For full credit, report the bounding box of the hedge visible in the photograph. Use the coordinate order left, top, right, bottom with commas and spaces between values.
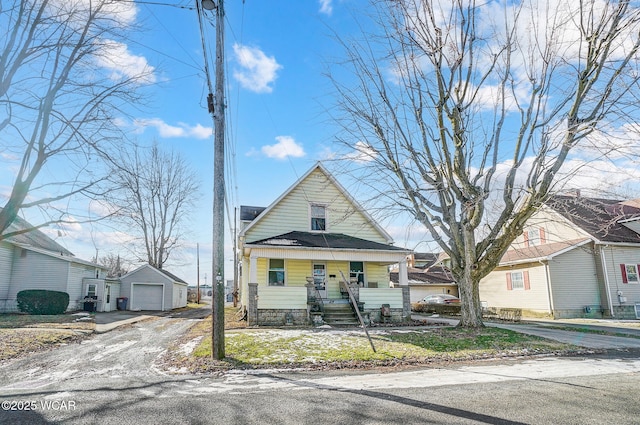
17, 289, 70, 315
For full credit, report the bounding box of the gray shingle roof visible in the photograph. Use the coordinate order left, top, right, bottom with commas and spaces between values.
246, 231, 407, 251
546, 195, 640, 243
2, 212, 73, 256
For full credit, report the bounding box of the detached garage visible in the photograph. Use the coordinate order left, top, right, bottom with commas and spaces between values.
119, 264, 188, 311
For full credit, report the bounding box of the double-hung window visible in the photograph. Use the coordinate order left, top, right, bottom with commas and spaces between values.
506, 271, 530, 290
268, 259, 285, 286
350, 261, 364, 286
310, 204, 326, 231
621, 264, 640, 284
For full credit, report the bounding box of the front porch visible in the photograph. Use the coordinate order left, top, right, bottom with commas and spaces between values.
246, 281, 410, 326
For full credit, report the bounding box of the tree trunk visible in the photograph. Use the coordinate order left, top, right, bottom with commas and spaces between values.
457, 272, 484, 328
457, 226, 484, 328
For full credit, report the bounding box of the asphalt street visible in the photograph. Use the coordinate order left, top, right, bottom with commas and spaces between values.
0, 310, 639, 424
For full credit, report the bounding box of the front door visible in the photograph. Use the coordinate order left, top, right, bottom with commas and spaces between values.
313, 263, 327, 299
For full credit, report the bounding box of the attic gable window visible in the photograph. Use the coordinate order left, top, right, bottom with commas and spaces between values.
310, 204, 326, 231
524, 227, 546, 247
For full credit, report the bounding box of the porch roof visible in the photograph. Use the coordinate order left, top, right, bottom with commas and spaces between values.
245, 231, 409, 252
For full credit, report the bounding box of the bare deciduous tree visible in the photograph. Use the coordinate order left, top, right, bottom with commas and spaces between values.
0, 0, 151, 239
107, 143, 200, 269
95, 252, 131, 278
330, 0, 640, 327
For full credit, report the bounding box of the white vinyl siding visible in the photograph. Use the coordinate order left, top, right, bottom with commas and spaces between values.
68, 264, 95, 309
172, 283, 187, 309
600, 246, 640, 307
120, 265, 186, 311
245, 168, 389, 244
9, 248, 69, 298
548, 246, 601, 310
0, 242, 13, 299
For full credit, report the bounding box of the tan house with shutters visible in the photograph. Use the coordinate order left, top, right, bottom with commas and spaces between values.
480, 194, 640, 319
238, 163, 412, 326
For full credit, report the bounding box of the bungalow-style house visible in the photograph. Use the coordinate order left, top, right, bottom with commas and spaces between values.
0, 213, 109, 312
390, 253, 458, 302
119, 264, 188, 311
238, 163, 412, 326
480, 194, 640, 319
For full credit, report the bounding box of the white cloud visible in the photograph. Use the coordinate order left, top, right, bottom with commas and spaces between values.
133, 118, 212, 139
233, 44, 282, 93
95, 39, 156, 85
344, 141, 378, 163
319, 0, 333, 16
261, 136, 305, 160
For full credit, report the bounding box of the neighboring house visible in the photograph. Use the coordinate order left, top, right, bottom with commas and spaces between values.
238, 163, 412, 326
119, 264, 188, 311
480, 194, 640, 319
390, 253, 458, 302
0, 213, 108, 312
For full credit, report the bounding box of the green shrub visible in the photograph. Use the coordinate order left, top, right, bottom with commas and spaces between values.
17, 290, 69, 315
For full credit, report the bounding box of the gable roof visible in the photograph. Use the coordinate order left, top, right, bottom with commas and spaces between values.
240, 206, 267, 222
546, 195, 640, 244
239, 162, 394, 243
247, 231, 408, 252
390, 265, 457, 286
121, 263, 187, 283
499, 238, 592, 266
1, 211, 73, 256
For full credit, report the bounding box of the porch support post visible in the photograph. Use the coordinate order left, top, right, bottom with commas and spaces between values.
248, 282, 258, 326
398, 260, 409, 287
399, 260, 410, 320
249, 255, 258, 283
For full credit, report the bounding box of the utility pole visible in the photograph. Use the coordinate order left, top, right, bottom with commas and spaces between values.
211, 0, 226, 360
197, 0, 224, 360
196, 243, 200, 304
233, 207, 238, 307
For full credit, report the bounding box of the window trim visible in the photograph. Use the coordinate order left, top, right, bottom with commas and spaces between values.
524, 227, 546, 247
349, 261, 365, 286
268, 258, 286, 286
309, 203, 327, 232
506, 271, 530, 291
620, 264, 640, 284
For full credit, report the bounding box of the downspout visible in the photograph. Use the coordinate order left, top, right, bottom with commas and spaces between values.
540, 260, 555, 317
600, 245, 615, 318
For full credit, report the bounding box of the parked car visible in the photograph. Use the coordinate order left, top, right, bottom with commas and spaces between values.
419, 294, 460, 304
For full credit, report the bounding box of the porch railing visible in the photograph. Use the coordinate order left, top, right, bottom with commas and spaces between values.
339, 271, 376, 353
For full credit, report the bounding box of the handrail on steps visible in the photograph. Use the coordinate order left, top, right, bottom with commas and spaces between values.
339, 271, 376, 353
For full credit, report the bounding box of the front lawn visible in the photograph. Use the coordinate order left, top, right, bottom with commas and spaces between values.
162, 308, 580, 373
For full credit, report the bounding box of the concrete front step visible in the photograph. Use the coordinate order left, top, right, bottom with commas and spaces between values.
323, 304, 359, 325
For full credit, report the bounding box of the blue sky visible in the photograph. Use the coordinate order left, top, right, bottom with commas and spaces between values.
6, 0, 640, 285
17, 0, 382, 284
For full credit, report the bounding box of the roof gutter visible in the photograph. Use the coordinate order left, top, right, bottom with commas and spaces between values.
599, 245, 615, 318
539, 259, 555, 316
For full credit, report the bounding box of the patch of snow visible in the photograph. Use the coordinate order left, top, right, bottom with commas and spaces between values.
178, 336, 203, 356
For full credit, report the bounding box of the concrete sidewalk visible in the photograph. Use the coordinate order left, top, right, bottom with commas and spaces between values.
412, 313, 640, 349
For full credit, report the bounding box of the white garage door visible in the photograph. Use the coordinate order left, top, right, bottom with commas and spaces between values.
131, 284, 164, 311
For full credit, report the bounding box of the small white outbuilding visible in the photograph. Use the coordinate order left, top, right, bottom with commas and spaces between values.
119, 264, 188, 311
